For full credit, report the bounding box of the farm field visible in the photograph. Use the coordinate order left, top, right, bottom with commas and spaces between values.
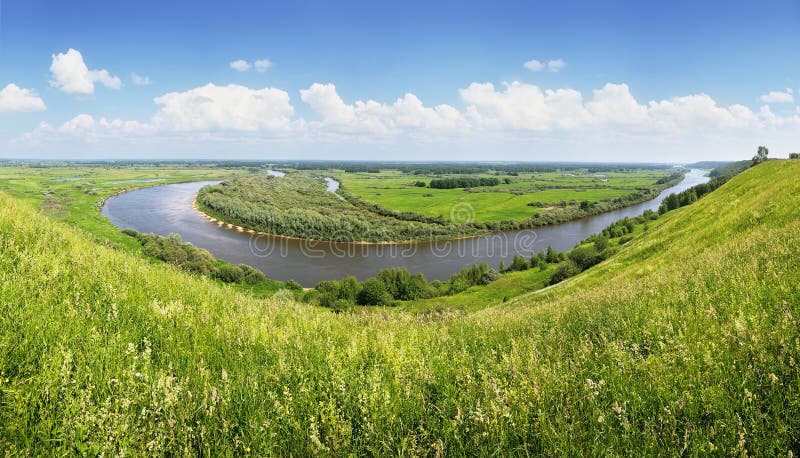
1, 160, 797, 454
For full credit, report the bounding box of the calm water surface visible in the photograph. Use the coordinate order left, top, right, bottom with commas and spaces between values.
101, 169, 708, 285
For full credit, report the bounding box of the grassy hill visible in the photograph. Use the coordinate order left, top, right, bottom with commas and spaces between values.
1, 160, 798, 454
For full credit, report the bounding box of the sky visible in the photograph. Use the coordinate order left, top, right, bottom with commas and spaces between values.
0, 0, 798, 162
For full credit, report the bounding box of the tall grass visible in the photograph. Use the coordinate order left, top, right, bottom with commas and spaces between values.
1, 160, 799, 454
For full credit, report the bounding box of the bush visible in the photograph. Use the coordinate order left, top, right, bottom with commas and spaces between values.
569, 246, 602, 271
357, 279, 391, 306
213, 265, 245, 283
550, 260, 580, 285
478, 269, 500, 285
285, 279, 303, 291
183, 260, 214, 276
508, 254, 530, 272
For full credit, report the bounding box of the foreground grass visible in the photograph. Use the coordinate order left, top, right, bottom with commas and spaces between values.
1, 161, 799, 454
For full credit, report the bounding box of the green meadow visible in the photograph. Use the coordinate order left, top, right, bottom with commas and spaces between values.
336, 168, 677, 222
1, 160, 798, 454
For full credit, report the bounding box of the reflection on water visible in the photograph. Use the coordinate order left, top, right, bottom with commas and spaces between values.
101, 169, 709, 286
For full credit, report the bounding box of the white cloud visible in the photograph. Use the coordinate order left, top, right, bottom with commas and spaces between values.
131, 73, 151, 86
547, 59, 567, 72
759, 89, 794, 104
300, 83, 466, 135
49, 49, 121, 95
229, 60, 252, 72
460, 81, 760, 134
152, 83, 295, 131
0, 83, 47, 112
18, 79, 800, 162
523, 59, 544, 72
231, 59, 272, 73
254, 59, 272, 72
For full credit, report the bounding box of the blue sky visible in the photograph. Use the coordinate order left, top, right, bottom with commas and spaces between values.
1, 0, 798, 161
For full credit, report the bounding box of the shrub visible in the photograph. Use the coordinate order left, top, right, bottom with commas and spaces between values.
213, 265, 245, 283
284, 279, 303, 291
357, 279, 391, 306
550, 260, 580, 285
569, 246, 602, 271
594, 236, 609, 252
508, 254, 530, 272
478, 269, 500, 285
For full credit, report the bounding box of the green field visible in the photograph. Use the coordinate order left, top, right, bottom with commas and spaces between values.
1, 160, 798, 454
195, 167, 682, 243
337, 168, 679, 222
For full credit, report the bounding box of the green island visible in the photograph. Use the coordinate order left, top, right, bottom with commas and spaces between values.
2, 157, 799, 454
196, 164, 685, 243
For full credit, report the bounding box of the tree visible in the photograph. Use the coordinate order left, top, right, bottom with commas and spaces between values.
752, 146, 769, 165
478, 269, 500, 285
357, 279, 391, 306
594, 236, 609, 252
569, 246, 602, 271
545, 246, 560, 263
790, 153, 800, 159
549, 260, 580, 285
509, 254, 530, 272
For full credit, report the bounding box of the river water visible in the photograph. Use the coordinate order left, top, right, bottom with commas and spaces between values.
101, 169, 708, 285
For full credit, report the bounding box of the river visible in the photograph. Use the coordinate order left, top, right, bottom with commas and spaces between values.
101, 169, 709, 285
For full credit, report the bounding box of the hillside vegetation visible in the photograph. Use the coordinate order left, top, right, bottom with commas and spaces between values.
1, 161, 799, 454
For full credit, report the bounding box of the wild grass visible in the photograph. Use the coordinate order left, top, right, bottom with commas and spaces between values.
0, 160, 798, 454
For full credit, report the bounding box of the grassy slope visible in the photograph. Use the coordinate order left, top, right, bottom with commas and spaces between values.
1, 161, 799, 454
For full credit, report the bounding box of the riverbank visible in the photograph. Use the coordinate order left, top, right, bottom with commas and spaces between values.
194, 169, 687, 244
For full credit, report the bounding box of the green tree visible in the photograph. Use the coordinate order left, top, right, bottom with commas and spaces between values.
357, 279, 391, 306
509, 254, 530, 272
594, 236, 609, 252
549, 260, 580, 285
752, 145, 769, 165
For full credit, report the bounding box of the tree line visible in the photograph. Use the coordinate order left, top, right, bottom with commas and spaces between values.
428, 176, 501, 189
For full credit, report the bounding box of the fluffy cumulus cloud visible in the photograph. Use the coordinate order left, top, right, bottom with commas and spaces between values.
0, 83, 47, 112
759, 89, 794, 104
460, 81, 764, 134
18, 78, 800, 160
49, 49, 121, 95
23, 114, 153, 144
152, 83, 295, 131
300, 83, 466, 135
